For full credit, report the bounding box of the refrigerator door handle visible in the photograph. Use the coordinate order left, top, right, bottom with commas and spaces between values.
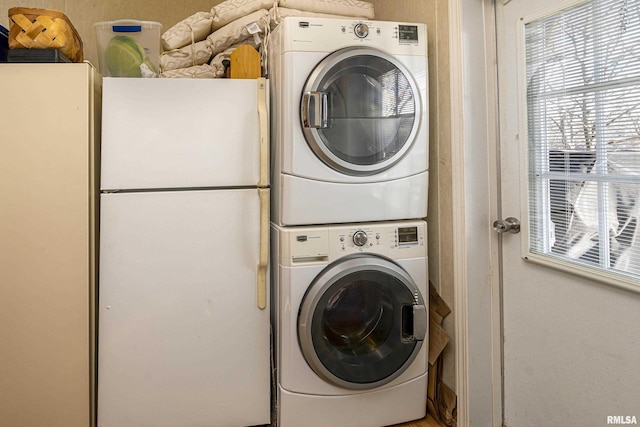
257, 188, 269, 310
256, 77, 269, 310
257, 77, 269, 188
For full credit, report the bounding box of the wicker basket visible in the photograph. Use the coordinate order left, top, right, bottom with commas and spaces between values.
8, 7, 83, 63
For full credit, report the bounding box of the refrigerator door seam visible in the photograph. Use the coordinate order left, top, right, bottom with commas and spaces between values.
100, 186, 261, 194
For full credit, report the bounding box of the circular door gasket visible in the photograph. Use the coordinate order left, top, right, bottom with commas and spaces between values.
298, 253, 426, 390
300, 47, 422, 176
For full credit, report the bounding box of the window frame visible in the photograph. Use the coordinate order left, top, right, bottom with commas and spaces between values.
516, 0, 640, 293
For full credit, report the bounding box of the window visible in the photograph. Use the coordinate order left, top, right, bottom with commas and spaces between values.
525, 0, 640, 283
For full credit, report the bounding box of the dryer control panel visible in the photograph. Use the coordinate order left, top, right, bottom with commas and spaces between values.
276, 17, 427, 56
279, 220, 427, 266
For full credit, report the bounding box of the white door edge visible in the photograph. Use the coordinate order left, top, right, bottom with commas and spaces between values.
484, 2, 504, 426
450, 0, 504, 426
448, 0, 470, 426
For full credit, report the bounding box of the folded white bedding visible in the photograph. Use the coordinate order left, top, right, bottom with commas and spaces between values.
269, 6, 358, 27
162, 11, 214, 50
160, 40, 214, 72
212, 0, 276, 30
207, 9, 270, 57
277, 0, 374, 19
160, 0, 376, 77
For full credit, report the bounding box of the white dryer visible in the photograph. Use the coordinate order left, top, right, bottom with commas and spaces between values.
272, 220, 429, 427
269, 17, 429, 226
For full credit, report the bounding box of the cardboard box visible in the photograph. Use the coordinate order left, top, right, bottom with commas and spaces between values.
427, 281, 457, 427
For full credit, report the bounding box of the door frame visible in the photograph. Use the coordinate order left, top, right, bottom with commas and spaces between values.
449, 0, 503, 426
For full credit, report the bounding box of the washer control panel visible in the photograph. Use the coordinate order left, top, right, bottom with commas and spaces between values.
334, 225, 423, 253
283, 221, 427, 265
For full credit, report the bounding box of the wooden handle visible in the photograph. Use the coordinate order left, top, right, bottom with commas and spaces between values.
257, 188, 269, 310
257, 77, 268, 188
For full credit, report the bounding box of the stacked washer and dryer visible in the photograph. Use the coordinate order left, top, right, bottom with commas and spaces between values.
269, 17, 430, 427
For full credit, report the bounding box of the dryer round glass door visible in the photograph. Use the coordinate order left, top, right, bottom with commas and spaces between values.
300, 47, 422, 176
298, 254, 427, 390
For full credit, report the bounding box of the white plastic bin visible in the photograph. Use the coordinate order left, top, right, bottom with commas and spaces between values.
94, 20, 162, 77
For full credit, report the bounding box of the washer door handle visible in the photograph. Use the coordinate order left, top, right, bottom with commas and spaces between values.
402, 304, 427, 342
302, 91, 329, 129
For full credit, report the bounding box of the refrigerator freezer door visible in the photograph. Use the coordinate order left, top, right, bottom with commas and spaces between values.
101, 78, 265, 191
98, 189, 270, 427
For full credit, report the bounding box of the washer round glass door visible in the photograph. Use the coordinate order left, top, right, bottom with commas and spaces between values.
300, 47, 422, 176
298, 254, 427, 390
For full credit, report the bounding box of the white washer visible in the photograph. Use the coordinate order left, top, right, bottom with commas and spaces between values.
269, 17, 429, 226
272, 220, 429, 427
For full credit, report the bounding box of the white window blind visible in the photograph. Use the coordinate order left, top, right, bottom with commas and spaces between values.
525, 0, 640, 282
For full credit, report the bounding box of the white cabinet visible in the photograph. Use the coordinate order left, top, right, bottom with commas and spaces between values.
0, 63, 100, 427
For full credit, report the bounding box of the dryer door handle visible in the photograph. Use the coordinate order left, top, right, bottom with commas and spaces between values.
302, 91, 329, 129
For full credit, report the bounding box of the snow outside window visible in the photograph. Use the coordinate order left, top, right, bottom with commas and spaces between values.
525, 0, 640, 284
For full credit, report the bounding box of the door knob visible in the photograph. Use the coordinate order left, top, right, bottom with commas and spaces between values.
493, 217, 521, 234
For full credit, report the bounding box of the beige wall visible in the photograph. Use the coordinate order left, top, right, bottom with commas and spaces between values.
0, 0, 222, 67
371, 0, 455, 390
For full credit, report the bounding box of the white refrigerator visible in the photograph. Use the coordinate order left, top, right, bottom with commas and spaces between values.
98, 78, 270, 427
